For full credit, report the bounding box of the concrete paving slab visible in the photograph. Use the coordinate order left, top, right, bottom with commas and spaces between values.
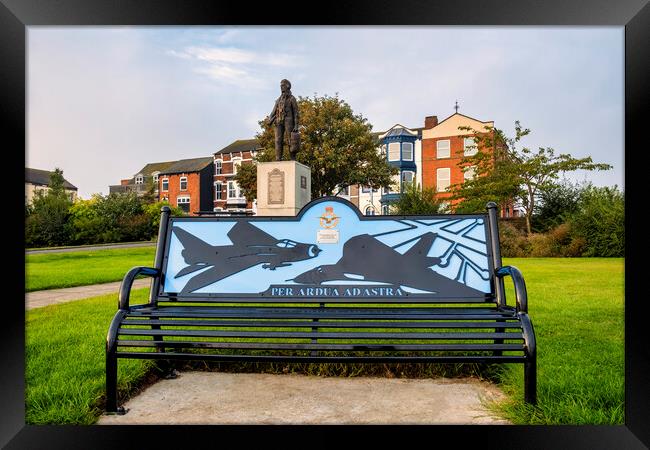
25, 279, 151, 310
98, 371, 511, 425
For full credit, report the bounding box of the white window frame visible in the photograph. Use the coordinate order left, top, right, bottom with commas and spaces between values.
227, 180, 241, 199
402, 142, 414, 161
437, 168, 451, 192
401, 171, 415, 189
179, 176, 188, 191
177, 196, 190, 212
437, 139, 451, 159
365, 206, 375, 216
338, 185, 350, 196
215, 182, 223, 200
135, 174, 144, 184
161, 178, 169, 192
215, 159, 222, 175
382, 205, 390, 215
387, 142, 400, 161
463, 137, 478, 156
464, 166, 477, 181
152, 172, 159, 185
232, 157, 242, 175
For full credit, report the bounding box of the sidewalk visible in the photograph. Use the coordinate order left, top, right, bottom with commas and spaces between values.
25, 279, 151, 310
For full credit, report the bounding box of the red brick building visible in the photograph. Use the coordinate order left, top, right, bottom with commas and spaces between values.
421, 112, 517, 217
157, 157, 214, 215
213, 139, 258, 213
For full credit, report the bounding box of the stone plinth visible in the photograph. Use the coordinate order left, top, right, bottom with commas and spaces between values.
256, 161, 311, 216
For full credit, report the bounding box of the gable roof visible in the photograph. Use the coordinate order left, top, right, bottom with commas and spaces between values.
158, 157, 214, 175
135, 161, 176, 176
215, 139, 261, 155
25, 168, 77, 190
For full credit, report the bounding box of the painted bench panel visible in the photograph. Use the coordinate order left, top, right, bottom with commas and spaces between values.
160, 198, 494, 300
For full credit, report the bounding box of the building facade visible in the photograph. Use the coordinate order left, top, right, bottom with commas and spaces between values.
213, 139, 258, 213
157, 157, 214, 215
109, 161, 175, 198
25, 168, 78, 204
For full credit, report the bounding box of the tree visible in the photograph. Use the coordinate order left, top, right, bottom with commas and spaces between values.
450, 121, 612, 234
235, 94, 397, 201
392, 182, 445, 215
533, 178, 585, 232
25, 168, 73, 247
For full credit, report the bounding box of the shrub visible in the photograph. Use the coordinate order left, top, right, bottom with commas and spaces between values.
568, 185, 624, 257
498, 220, 530, 257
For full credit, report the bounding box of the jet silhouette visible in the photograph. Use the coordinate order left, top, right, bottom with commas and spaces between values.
171, 222, 321, 294
290, 233, 485, 297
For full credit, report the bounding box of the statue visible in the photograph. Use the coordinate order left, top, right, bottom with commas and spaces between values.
267, 79, 300, 161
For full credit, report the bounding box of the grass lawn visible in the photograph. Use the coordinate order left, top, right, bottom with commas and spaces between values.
25, 247, 156, 292
25, 258, 624, 425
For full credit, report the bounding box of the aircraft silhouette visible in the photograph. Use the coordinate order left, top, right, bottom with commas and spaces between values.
290, 232, 485, 297
171, 222, 321, 294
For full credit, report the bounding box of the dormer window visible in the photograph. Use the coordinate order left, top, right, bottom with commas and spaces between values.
135, 174, 144, 184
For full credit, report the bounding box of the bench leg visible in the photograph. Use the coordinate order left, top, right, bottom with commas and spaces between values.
524, 356, 537, 405
105, 353, 126, 414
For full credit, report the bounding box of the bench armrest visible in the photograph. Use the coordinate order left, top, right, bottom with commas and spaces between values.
118, 266, 160, 310
495, 265, 528, 313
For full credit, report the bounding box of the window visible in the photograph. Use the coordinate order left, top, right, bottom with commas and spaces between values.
436, 168, 451, 192
232, 158, 242, 175
361, 185, 371, 193
177, 197, 190, 213
464, 137, 477, 156
215, 182, 223, 200
161, 178, 169, 191
387, 142, 400, 161
152, 172, 159, 185
339, 186, 349, 196
215, 160, 222, 175
436, 140, 450, 159
401, 171, 415, 189
227, 181, 241, 199
382, 205, 390, 215
180, 177, 188, 191
464, 166, 476, 181
135, 174, 144, 184
365, 206, 375, 216
402, 142, 414, 161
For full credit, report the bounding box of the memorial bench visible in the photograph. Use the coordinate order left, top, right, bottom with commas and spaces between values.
106, 197, 536, 413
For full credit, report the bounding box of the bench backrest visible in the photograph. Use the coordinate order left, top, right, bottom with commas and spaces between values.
154, 197, 502, 304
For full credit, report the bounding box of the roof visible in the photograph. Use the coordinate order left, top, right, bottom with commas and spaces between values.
215, 139, 261, 155
25, 168, 77, 190
135, 161, 176, 176
158, 157, 214, 175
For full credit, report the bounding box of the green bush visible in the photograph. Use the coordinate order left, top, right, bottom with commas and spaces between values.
568, 185, 624, 257
498, 220, 530, 257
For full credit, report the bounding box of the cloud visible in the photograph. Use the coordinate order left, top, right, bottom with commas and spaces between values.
169, 45, 302, 88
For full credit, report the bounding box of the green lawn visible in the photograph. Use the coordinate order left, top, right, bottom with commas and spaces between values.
25, 247, 156, 292
25, 257, 624, 425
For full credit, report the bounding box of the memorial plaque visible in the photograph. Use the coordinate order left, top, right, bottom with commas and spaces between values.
268, 168, 285, 205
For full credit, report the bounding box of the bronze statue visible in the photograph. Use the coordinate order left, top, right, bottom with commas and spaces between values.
267, 79, 300, 161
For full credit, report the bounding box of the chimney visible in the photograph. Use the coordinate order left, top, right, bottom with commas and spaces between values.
424, 115, 438, 129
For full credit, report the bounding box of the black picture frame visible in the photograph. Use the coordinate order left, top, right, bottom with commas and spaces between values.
4, 0, 648, 448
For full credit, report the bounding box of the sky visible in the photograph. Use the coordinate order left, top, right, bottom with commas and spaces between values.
27, 26, 624, 199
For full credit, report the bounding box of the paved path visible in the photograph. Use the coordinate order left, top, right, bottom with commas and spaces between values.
25, 279, 151, 309
26, 241, 156, 254
98, 372, 511, 425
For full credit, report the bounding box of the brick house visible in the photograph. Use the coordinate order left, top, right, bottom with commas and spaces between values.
420, 112, 518, 217
213, 139, 259, 213
157, 157, 214, 215
109, 161, 175, 198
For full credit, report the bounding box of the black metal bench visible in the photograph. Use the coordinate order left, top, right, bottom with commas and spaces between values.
106, 197, 537, 413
